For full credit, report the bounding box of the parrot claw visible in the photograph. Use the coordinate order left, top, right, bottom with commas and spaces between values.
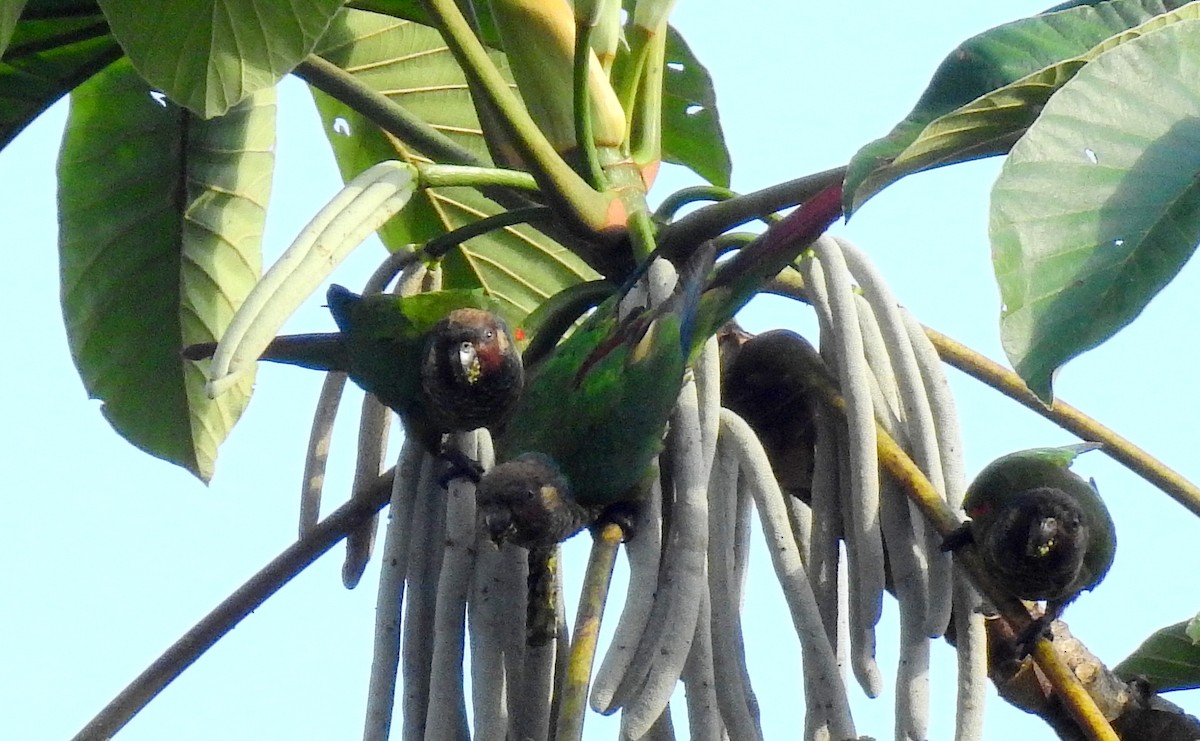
1013, 614, 1055, 657
940, 522, 975, 552
437, 448, 485, 488
592, 501, 641, 542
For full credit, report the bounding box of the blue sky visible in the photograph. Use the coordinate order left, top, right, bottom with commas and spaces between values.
4, 2, 1199, 738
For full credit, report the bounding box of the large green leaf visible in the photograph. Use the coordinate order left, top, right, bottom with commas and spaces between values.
95, 0, 341, 118
1115, 614, 1200, 692
0, 1, 122, 150
991, 20, 1200, 401
660, 27, 730, 188
845, 0, 1194, 214
349, 0, 729, 186
310, 9, 597, 323
59, 57, 274, 481
0, 0, 27, 56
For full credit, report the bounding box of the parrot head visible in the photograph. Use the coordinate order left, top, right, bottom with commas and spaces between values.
954, 443, 1116, 630
421, 308, 524, 433
476, 453, 592, 549
972, 485, 1090, 602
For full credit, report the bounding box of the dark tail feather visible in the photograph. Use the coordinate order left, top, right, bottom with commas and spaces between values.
181, 342, 219, 361
676, 240, 720, 353
181, 333, 349, 372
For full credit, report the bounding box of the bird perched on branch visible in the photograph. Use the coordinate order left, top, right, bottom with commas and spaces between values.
943, 443, 1116, 639
477, 183, 844, 549
183, 284, 524, 456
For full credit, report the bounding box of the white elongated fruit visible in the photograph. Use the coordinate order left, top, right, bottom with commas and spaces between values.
206, 161, 418, 397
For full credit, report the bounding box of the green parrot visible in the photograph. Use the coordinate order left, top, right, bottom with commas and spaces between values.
476, 183, 844, 549
944, 443, 1116, 634
183, 284, 524, 456
476, 452, 587, 547
720, 326, 817, 503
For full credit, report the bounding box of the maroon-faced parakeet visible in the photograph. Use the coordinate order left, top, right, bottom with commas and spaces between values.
946, 443, 1116, 629
476, 452, 588, 548
184, 284, 524, 455
720, 326, 817, 503
477, 184, 844, 548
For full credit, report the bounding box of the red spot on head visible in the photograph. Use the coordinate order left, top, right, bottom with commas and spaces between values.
515, 327, 527, 342
967, 501, 991, 518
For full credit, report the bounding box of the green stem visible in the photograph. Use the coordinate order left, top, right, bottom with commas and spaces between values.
72, 470, 397, 741
628, 25, 665, 168
653, 185, 737, 221
423, 206, 555, 258
656, 166, 847, 260
420, 0, 618, 236
417, 163, 541, 192
294, 55, 482, 167
627, 207, 659, 262
617, 25, 653, 129
573, 4, 607, 189
712, 231, 759, 254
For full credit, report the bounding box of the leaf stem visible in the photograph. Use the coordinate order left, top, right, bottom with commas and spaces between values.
653, 185, 737, 221
420, 0, 620, 236
71, 470, 397, 741
417, 163, 540, 192
423, 206, 556, 258
555, 522, 623, 741
922, 326, 1200, 518
656, 166, 846, 259
295, 54, 482, 166
573, 13, 607, 189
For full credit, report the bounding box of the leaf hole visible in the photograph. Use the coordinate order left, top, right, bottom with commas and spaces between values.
149, 91, 168, 107
1113, 238, 1125, 247
667, 61, 685, 72
332, 117, 352, 136
685, 104, 705, 116
1083, 147, 1098, 164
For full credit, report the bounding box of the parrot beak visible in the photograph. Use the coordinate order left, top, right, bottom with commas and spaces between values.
479, 508, 512, 546
458, 341, 481, 384
1030, 517, 1060, 557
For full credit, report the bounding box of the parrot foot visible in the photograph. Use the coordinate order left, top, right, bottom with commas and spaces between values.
939, 523, 975, 552
437, 448, 485, 487
1013, 599, 1069, 655
1013, 614, 1055, 656
592, 502, 641, 542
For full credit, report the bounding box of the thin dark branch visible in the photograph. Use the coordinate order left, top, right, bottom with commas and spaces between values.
295, 55, 483, 167
72, 470, 397, 741
656, 166, 846, 261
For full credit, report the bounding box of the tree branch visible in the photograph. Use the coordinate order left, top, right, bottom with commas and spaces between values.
655, 166, 846, 261
767, 273, 1200, 519
71, 470, 397, 741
